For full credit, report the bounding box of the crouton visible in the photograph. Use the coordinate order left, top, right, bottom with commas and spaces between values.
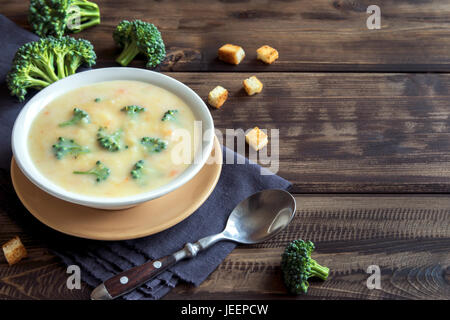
246, 127, 268, 151
208, 86, 228, 109
2, 236, 27, 266
218, 44, 245, 65
256, 45, 279, 64
243, 76, 263, 96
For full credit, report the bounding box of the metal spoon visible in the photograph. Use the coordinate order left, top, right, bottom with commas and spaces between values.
91, 189, 296, 300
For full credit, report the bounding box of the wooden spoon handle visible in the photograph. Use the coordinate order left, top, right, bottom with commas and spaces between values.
91, 235, 226, 300
91, 254, 176, 300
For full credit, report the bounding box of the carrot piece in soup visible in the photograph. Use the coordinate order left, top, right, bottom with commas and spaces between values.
169, 169, 178, 177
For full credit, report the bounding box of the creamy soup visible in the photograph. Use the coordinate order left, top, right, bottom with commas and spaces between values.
28, 80, 196, 197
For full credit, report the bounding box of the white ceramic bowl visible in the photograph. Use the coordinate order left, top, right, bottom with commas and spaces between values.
12, 68, 214, 210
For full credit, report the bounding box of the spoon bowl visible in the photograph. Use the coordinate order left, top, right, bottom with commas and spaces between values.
223, 189, 296, 244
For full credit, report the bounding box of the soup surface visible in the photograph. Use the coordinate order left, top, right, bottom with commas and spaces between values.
28, 80, 196, 197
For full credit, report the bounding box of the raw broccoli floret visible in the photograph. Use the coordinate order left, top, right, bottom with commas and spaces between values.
113, 19, 166, 68
29, 0, 101, 37
161, 109, 178, 121
121, 105, 146, 116
6, 36, 96, 101
97, 127, 123, 152
73, 160, 110, 182
52, 137, 90, 159
281, 239, 329, 294
59, 107, 90, 127
130, 160, 145, 179
141, 137, 167, 153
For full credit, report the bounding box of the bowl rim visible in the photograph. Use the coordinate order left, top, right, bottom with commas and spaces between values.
11, 67, 214, 209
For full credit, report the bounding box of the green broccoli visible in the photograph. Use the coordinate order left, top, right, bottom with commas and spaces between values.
130, 160, 145, 179
141, 137, 167, 153
52, 137, 89, 159
59, 107, 90, 127
64, 37, 97, 75
73, 160, 110, 182
161, 109, 178, 121
281, 239, 329, 294
121, 105, 146, 116
97, 127, 123, 152
113, 20, 166, 68
6, 36, 96, 101
29, 0, 101, 37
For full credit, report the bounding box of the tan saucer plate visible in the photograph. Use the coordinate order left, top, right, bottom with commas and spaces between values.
10, 137, 222, 240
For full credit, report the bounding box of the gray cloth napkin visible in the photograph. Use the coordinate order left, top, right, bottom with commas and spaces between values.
0, 15, 291, 299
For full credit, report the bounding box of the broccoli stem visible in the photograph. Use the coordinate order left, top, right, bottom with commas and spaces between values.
28, 65, 54, 84
79, 11, 100, 18
30, 49, 60, 82
65, 56, 82, 75
35, 59, 59, 83
25, 77, 51, 89
55, 54, 67, 79
72, 171, 90, 175
72, 17, 100, 33
116, 38, 140, 66
68, 0, 101, 33
309, 259, 329, 280
72, 0, 99, 11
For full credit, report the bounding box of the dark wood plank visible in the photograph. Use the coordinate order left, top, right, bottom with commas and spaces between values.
1, 0, 450, 72
163, 72, 450, 193
1, 194, 449, 300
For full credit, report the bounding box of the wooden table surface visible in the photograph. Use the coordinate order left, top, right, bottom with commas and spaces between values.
1, 0, 449, 300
